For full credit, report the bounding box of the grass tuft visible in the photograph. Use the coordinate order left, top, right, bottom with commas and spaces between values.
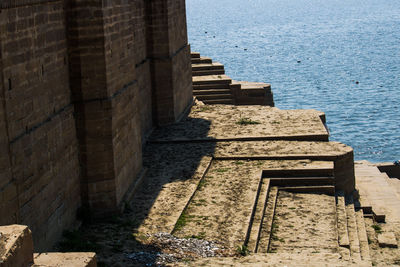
371, 224, 382, 234
236, 245, 250, 256
236, 118, 261, 125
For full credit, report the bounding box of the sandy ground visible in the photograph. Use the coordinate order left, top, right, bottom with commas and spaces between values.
213, 140, 352, 157
172, 160, 262, 249
150, 104, 328, 141
269, 191, 338, 253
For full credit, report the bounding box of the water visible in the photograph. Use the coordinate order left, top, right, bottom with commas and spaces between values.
186, 0, 400, 162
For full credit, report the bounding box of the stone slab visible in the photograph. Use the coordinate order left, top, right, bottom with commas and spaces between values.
150, 104, 329, 142
33, 252, 97, 267
378, 232, 398, 248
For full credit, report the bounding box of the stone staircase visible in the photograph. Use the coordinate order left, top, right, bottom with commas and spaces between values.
191, 52, 274, 106
355, 161, 400, 223
242, 167, 373, 266
336, 192, 372, 265
191, 52, 234, 104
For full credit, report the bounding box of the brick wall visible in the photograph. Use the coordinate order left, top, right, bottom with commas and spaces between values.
0, 1, 81, 251
0, 0, 193, 249
147, 0, 192, 125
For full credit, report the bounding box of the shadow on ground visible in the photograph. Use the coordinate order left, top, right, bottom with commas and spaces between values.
56, 117, 216, 266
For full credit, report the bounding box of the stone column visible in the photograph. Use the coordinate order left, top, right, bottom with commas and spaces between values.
67, 0, 142, 217
146, 0, 192, 125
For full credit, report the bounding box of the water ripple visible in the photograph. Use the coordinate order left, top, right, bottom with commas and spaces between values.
187, 0, 400, 162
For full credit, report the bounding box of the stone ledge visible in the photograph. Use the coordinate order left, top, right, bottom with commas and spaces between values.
150, 104, 329, 142
33, 252, 97, 267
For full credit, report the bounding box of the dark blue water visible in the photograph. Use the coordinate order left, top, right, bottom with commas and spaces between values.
187, 0, 400, 162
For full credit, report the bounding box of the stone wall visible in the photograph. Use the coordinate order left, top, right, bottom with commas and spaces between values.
0, 0, 192, 250
0, 0, 81, 251
147, 0, 192, 125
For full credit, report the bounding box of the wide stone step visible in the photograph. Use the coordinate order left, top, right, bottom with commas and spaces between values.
278, 185, 335, 195
193, 83, 231, 90
192, 62, 224, 71
262, 168, 334, 178
336, 191, 350, 249
195, 94, 233, 101
191, 57, 212, 64
193, 89, 232, 95
246, 174, 270, 253
345, 196, 362, 262
202, 99, 234, 105
192, 74, 232, 85
192, 69, 225, 76
355, 209, 372, 265
257, 186, 279, 253
191, 52, 200, 58
269, 176, 335, 186
382, 172, 400, 201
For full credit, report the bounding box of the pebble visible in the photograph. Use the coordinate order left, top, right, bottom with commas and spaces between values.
125, 232, 223, 266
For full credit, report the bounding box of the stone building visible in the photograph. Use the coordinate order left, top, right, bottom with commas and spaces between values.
0, 0, 192, 251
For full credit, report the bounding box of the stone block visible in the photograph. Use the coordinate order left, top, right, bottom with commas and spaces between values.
378, 232, 398, 248
33, 252, 97, 267
0, 225, 34, 267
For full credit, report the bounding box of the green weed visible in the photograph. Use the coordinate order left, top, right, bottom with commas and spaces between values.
236, 118, 261, 125
236, 245, 250, 256
371, 224, 382, 234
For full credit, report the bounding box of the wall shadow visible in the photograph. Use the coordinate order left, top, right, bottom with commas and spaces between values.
60, 117, 216, 266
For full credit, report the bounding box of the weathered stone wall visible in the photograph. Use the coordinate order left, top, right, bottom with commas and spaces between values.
134, 0, 153, 140
0, 0, 192, 250
0, 0, 81, 251
147, 0, 192, 125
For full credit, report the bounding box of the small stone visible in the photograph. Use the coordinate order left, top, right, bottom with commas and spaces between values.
378, 232, 398, 248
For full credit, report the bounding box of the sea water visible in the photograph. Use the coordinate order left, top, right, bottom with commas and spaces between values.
186, 0, 400, 162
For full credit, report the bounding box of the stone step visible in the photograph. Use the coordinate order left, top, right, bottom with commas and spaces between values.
195, 94, 233, 101
193, 83, 231, 90
192, 62, 224, 71
278, 185, 335, 195
191, 57, 212, 64
246, 177, 270, 253
33, 253, 96, 267
257, 186, 279, 253
202, 99, 234, 105
192, 74, 232, 85
245, 175, 270, 252
345, 195, 362, 262
336, 191, 350, 248
355, 209, 372, 265
192, 69, 225, 76
193, 89, 232, 95
382, 173, 400, 201
262, 168, 334, 178
191, 52, 200, 58
269, 176, 335, 187
187, 252, 370, 266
